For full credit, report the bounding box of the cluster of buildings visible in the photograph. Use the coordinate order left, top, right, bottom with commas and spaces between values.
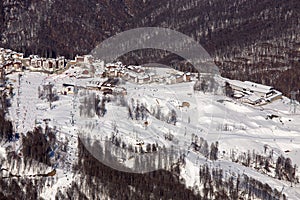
62, 78, 126, 96
103, 63, 192, 85
0, 47, 192, 86
29, 56, 66, 72
228, 79, 282, 105
0, 48, 284, 107
72, 55, 95, 64
0, 47, 66, 74
0, 48, 24, 74
67, 56, 193, 85
60, 58, 192, 97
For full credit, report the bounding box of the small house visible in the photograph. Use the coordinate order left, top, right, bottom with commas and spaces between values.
62, 83, 75, 95
184, 72, 191, 82
57, 57, 65, 68
175, 74, 184, 83
23, 58, 31, 66
75, 55, 84, 63
3, 61, 14, 73
84, 55, 94, 64
13, 60, 22, 71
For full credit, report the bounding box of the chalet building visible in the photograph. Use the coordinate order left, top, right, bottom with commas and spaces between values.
57, 57, 65, 68
51, 59, 58, 69
40, 57, 65, 71
118, 70, 125, 77
23, 58, 31, 66
103, 64, 158, 84
12, 53, 23, 59
13, 60, 22, 71
37, 59, 43, 68
42, 59, 50, 69
75, 55, 84, 63
31, 58, 43, 69
44, 59, 55, 70
127, 65, 145, 74
62, 83, 75, 95
140, 75, 151, 84
135, 75, 151, 84
228, 79, 282, 105
104, 64, 119, 78
84, 55, 94, 64
30, 57, 44, 69
3, 61, 14, 73
122, 72, 130, 81
126, 72, 138, 83
176, 75, 184, 83
107, 68, 118, 77
166, 73, 191, 84
184, 72, 191, 82
1, 48, 66, 73
4, 49, 12, 55
167, 75, 182, 84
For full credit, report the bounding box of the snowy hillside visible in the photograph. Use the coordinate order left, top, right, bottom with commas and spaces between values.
0, 60, 300, 199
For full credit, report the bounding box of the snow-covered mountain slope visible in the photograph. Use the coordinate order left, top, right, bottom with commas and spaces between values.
1, 65, 300, 199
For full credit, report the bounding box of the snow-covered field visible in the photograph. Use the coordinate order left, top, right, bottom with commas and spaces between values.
3, 66, 300, 199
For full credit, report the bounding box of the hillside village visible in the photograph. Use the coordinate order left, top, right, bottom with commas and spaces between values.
1, 47, 300, 199
1, 0, 300, 198
0, 47, 287, 107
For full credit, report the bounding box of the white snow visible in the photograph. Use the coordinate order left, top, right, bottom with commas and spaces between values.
2, 65, 300, 199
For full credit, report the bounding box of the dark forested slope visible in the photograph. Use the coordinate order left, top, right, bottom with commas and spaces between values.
0, 0, 299, 97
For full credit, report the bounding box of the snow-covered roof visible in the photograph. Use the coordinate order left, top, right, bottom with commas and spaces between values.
63, 83, 75, 87
228, 79, 245, 88
106, 63, 119, 68
228, 79, 273, 95
265, 90, 282, 101
244, 81, 273, 91
139, 75, 150, 79
127, 71, 137, 78
246, 94, 262, 103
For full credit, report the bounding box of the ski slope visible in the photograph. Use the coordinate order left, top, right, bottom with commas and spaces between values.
3, 67, 300, 199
